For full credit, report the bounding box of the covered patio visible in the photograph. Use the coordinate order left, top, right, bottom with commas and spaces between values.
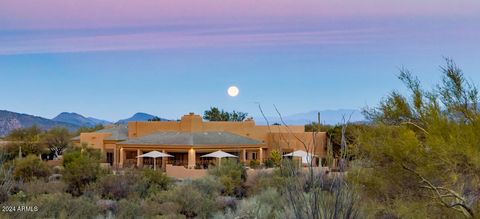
114, 131, 265, 169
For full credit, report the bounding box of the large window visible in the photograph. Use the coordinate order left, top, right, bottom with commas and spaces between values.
252, 152, 257, 160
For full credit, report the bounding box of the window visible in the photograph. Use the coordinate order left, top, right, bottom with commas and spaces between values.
282, 151, 291, 156
252, 152, 257, 160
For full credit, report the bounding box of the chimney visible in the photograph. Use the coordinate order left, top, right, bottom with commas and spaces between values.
180, 113, 203, 132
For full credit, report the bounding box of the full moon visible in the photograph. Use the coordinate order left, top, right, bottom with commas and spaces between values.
227, 86, 239, 97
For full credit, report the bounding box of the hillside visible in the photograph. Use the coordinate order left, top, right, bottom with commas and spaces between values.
52, 112, 111, 127
0, 110, 80, 137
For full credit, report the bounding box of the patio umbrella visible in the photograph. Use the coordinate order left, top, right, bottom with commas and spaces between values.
137, 151, 173, 170
283, 150, 316, 164
201, 150, 238, 166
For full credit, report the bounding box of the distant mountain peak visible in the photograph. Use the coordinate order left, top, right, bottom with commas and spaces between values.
116, 112, 167, 124
53, 112, 111, 127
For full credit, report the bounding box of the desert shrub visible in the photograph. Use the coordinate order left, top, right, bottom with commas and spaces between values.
113, 198, 179, 218
116, 199, 143, 218
214, 188, 287, 219
264, 159, 275, 168
62, 148, 104, 196
5, 193, 100, 219
95, 174, 134, 200
157, 201, 182, 216
159, 182, 219, 218
245, 170, 286, 196
13, 155, 51, 182
88, 169, 168, 200
209, 159, 246, 196
0, 164, 14, 204
136, 168, 171, 197
190, 176, 223, 197
0, 189, 8, 204
20, 179, 66, 197
249, 160, 259, 169
92, 168, 171, 200
270, 150, 282, 167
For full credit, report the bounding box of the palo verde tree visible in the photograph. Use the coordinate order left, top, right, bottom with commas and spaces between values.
42, 127, 72, 158
356, 59, 480, 218
5, 126, 47, 159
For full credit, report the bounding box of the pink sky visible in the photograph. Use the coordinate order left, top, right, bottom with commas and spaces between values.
2, 0, 480, 29
1, 1, 480, 120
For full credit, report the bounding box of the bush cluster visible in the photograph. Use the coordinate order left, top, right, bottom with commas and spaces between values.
13, 155, 51, 182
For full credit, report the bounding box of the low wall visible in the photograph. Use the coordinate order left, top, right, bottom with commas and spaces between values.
166, 165, 207, 180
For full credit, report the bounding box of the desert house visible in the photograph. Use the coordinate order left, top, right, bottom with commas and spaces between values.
73, 113, 327, 172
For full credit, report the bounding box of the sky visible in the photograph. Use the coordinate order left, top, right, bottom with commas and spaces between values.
0, 0, 480, 121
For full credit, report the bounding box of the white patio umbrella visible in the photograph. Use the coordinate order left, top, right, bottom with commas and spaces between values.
137, 151, 173, 170
201, 150, 238, 166
283, 150, 317, 164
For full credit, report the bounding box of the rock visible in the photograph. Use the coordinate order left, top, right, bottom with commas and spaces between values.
49, 174, 62, 181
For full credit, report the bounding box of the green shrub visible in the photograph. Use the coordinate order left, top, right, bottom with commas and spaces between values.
155, 202, 186, 218
246, 170, 286, 196
159, 183, 219, 218
137, 168, 171, 197
92, 168, 171, 200
249, 160, 259, 169
95, 174, 133, 200
264, 159, 275, 168
190, 176, 223, 197
270, 150, 282, 167
5, 193, 100, 219
62, 149, 104, 196
13, 155, 50, 182
209, 159, 246, 196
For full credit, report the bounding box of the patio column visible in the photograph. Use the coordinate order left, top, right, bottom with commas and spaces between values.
119, 148, 125, 168
136, 149, 142, 168
113, 147, 118, 168
258, 148, 263, 164
162, 150, 167, 170
188, 148, 196, 169
242, 149, 247, 163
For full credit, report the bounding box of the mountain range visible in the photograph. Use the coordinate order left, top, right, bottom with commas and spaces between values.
0, 108, 365, 137
0, 110, 81, 137
0, 110, 166, 137
254, 109, 365, 125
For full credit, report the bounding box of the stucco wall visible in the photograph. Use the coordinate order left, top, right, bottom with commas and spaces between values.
78, 113, 328, 164
128, 113, 307, 143
165, 164, 207, 179
79, 133, 111, 149
267, 132, 327, 157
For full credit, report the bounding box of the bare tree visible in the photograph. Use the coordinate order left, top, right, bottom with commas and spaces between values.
258, 104, 360, 219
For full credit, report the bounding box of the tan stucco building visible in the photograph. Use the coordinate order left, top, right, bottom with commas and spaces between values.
73, 113, 327, 170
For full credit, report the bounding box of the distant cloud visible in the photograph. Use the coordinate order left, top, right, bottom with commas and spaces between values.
0, 26, 382, 55
1, 0, 478, 55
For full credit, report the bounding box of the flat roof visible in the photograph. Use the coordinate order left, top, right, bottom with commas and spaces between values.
96, 125, 129, 141
71, 125, 128, 141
